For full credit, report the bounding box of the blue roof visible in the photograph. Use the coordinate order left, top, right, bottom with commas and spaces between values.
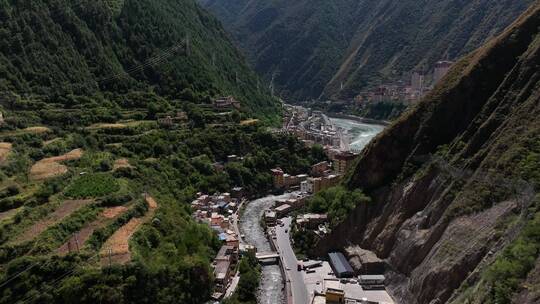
218, 233, 227, 241
328, 252, 354, 277
217, 201, 227, 208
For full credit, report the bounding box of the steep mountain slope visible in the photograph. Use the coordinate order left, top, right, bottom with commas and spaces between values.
314, 3, 540, 304
0, 0, 279, 118
200, 0, 533, 101
0, 1, 299, 303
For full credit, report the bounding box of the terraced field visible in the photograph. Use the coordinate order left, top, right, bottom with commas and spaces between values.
0, 126, 51, 137
0, 142, 12, 163
56, 206, 129, 255
100, 196, 158, 265
29, 148, 83, 180
10, 199, 94, 245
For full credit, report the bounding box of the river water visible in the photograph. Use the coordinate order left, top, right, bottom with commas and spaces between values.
240, 118, 385, 304
329, 117, 385, 151
239, 193, 298, 304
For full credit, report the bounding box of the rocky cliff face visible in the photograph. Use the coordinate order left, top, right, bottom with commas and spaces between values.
314, 3, 540, 303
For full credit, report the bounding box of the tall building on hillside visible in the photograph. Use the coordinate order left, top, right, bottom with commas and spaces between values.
433, 61, 453, 84
271, 168, 284, 188
333, 151, 358, 175
411, 71, 425, 92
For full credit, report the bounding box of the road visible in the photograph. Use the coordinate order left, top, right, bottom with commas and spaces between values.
274, 217, 309, 304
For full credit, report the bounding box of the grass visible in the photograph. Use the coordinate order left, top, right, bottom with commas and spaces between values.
64, 173, 120, 199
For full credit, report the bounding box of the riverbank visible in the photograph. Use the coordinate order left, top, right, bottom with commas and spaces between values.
326, 112, 391, 126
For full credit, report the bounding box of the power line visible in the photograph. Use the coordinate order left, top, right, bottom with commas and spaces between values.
17, 253, 101, 304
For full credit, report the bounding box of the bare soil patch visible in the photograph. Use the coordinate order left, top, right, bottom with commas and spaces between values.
12, 199, 93, 244
113, 158, 133, 170
86, 123, 127, 130
29, 148, 83, 180
0, 126, 52, 137
57, 206, 128, 255
0, 207, 20, 222
0, 142, 12, 164
43, 138, 62, 146
100, 196, 158, 265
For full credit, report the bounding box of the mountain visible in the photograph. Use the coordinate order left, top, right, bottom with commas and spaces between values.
0, 0, 279, 119
200, 0, 534, 101
313, 3, 540, 303
0, 1, 316, 303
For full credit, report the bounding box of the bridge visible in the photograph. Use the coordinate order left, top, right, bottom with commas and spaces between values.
256, 252, 280, 265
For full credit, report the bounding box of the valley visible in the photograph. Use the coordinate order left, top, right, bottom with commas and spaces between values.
0, 0, 539, 304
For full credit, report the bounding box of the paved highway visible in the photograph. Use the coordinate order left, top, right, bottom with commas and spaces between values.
274, 217, 309, 304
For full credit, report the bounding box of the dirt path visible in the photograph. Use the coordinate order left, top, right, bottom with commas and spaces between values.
29, 148, 83, 180
100, 195, 158, 265
11, 199, 93, 244
57, 206, 128, 255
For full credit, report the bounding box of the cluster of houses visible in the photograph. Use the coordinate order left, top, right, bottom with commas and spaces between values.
157, 111, 188, 128
353, 60, 453, 105
213, 96, 241, 110
271, 151, 358, 195
191, 191, 245, 299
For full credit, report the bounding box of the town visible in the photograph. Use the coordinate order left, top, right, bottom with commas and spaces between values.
190, 104, 394, 304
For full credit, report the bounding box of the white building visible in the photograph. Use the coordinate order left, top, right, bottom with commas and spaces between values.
301, 179, 313, 194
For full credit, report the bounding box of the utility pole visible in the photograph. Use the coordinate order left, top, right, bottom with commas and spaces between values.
74, 232, 80, 253
270, 72, 276, 97
108, 247, 112, 269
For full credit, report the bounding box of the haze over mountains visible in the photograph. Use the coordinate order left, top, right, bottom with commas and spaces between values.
201, 0, 534, 100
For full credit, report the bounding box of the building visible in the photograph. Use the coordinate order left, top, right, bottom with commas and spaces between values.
333, 152, 358, 175
275, 204, 292, 217
265, 210, 277, 226
321, 175, 341, 189
297, 213, 328, 229
310, 177, 323, 194
433, 60, 453, 84
301, 180, 313, 193
324, 280, 345, 304
157, 112, 188, 128
231, 187, 244, 198
359, 275, 386, 286
271, 168, 285, 188
214, 259, 232, 292
311, 161, 332, 177
214, 96, 241, 110
239, 244, 256, 255
328, 252, 355, 278
411, 71, 425, 92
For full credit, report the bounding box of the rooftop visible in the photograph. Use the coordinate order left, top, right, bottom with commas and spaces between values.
329, 252, 355, 276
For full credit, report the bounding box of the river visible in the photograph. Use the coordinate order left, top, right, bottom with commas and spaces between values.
329, 117, 385, 151
240, 117, 385, 304
239, 193, 298, 304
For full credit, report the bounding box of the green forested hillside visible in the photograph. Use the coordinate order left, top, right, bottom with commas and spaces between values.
0, 0, 279, 119
201, 0, 533, 100
0, 1, 310, 303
